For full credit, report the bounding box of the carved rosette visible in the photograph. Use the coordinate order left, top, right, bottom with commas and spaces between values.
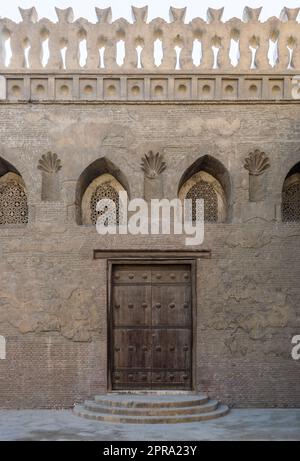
141, 151, 166, 201
244, 150, 270, 202
38, 152, 62, 202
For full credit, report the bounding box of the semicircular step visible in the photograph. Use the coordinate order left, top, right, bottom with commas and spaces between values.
83, 399, 219, 416
93, 393, 209, 408
73, 403, 229, 424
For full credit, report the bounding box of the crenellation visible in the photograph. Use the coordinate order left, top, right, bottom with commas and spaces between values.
280, 7, 300, 22
0, 6, 300, 73
207, 7, 224, 23
55, 7, 74, 24
132, 6, 148, 24
95, 7, 112, 24
169, 7, 187, 23
243, 7, 262, 23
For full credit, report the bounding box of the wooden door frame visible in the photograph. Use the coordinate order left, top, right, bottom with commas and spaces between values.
106, 258, 198, 392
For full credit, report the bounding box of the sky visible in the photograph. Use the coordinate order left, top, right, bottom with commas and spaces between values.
1, 0, 300, 22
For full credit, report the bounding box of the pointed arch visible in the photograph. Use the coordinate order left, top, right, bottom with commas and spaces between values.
282, 161, 300, 222
76, 158, 130, 225
0, 157, 28, 225
0, 156, 20, 177
178, 155, 232, 223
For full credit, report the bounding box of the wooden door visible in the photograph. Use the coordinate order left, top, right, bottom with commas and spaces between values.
110, 263, 193, 390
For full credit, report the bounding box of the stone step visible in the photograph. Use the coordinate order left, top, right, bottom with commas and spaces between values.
83, 399, 219, 416
73, 403, 229, 424
93, 393, 209, 408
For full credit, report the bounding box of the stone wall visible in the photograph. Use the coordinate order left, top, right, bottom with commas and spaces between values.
0, 101, 299, 408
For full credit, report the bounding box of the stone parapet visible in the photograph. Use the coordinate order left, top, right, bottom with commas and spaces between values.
1, 6, 300, 73
0, 72, 298, 102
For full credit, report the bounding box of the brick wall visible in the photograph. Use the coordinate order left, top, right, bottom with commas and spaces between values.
0, 102, 299, 408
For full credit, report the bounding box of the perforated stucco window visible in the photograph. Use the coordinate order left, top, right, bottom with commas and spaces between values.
178, 171, 226, 223
282, 173, 300, 222
0, 173, 28, 225
81, 173, 125, 225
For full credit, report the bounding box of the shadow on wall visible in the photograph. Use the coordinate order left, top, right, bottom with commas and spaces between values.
0, 156, 28, 225
178, 155, 232, 223
282, 161, 300, 222
75, 157, 130, 225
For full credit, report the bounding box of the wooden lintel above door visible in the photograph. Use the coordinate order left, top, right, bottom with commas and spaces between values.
94, 249, 211, 260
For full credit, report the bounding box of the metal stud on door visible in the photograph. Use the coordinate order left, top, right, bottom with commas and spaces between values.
111, 264, 192, 390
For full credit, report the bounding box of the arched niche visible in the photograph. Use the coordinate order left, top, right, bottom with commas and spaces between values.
178, 155, 232, 223
0, 156, 19, 177
0, 157, 28, 225
76, 158, 130, 225
282, 161, 300, 222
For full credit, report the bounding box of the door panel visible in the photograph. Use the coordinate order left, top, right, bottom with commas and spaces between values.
113, 285, 152, 327
113, 265, 152, 284
111, 263, 193, 390
151, 266, 191, 284
152, 285, 191, 327
112, 370, 152, 389
152, 329, 191, 370
113, 329, 152, 369
151, 371, 192, 389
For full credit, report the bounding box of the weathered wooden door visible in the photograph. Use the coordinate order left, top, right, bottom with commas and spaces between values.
110, 264, 193, 390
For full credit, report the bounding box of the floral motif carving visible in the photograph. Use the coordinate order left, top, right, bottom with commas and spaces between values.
244, 150, 270, 176
38, 152, 62, 201
141, 151, 166, 179
38, 152, 62, 174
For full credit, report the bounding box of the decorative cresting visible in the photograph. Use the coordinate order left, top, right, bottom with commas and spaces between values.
244, 149, 270, 202
38, 152, 62, 201
0, 172, 28, 224
1, 6, 300, 72
141, 151, 166, 201
282, 172, 300, 222
178, 171, 227, 222
81, 173, 125, 225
